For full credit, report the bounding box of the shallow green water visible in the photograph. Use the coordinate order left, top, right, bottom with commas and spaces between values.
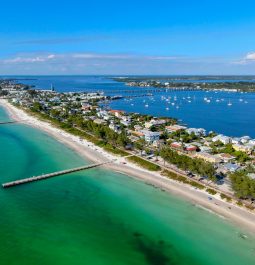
0, 106, 255, 265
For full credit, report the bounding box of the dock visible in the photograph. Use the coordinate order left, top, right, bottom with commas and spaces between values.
0, 121, 18, 125
2, 161, 111, 188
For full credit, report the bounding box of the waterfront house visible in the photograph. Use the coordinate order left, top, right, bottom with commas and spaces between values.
186, 128, 206, 136
212, 134, 232, 145
249, 139, 255, 146
109, 110, 125, 118
232, 137, 241, 144
240, 136, 251, 144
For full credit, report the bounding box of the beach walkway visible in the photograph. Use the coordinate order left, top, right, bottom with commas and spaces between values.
2, 161, 111, 188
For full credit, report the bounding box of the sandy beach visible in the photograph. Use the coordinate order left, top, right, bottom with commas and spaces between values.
1, 98, 255, 234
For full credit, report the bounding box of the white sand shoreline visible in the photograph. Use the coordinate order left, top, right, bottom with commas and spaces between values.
1, 98, 255, 234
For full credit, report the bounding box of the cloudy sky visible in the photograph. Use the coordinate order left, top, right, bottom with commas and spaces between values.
1, 0, 255, 75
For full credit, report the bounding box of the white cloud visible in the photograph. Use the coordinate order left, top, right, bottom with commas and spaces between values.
246, 52, 255, 60
232, 52, 255, 65
72, 53, 133, 59
3, 54, 57, 64
1, 52, 181, 65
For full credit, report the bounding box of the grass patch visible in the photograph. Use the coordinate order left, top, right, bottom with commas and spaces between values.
237, 201, 243, 207
162, 170, 205, 189
206, 188, 217, 195
127, 156, 161, 171
220, 193, 232, 202
102, 144, 129, 156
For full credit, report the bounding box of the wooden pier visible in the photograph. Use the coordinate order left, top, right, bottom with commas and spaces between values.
0, 121, 18, 125
2, 162, 110, 188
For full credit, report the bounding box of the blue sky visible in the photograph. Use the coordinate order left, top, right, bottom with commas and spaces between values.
1, 0, 255, 75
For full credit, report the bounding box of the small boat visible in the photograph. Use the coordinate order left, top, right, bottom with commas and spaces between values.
166, 107, 169, 110
145, 104, 149, 108
227, 101, 232, 106
216, 99, 220, 102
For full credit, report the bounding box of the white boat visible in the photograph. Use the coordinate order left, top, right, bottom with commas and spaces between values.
216, 99, 220, 102
227, 101, 232, 106
166, 107, 169, 110
145, 104, 149, 107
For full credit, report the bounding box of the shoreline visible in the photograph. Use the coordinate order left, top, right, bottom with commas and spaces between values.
1, 98, 255, 234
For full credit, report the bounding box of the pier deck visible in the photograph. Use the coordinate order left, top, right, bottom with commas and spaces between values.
0, 121, 18, 125
2, 161, 111, 188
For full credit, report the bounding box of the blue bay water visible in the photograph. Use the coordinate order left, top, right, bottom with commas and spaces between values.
1, 106, 255, 264
3, 75, 255, 138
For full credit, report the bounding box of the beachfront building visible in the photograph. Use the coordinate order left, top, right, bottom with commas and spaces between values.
212, 134, 232, 145
109, 110, 125, 118
240, 136, 251, 144
186, 128, 206, 136
141, 130, 160, 143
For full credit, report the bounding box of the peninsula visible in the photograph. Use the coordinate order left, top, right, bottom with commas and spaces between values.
1, 80, 255, 234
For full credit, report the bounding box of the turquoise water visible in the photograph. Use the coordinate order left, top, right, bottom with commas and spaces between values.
0, 106, 255, 265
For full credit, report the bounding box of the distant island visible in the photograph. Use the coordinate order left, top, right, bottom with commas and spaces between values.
113, 76, 255, 92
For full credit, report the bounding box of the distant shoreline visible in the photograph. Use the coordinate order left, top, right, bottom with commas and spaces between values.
1, 98, 255, 235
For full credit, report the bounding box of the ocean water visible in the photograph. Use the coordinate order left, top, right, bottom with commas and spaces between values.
0, 106, 255, 265
2, 75, 255, 137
